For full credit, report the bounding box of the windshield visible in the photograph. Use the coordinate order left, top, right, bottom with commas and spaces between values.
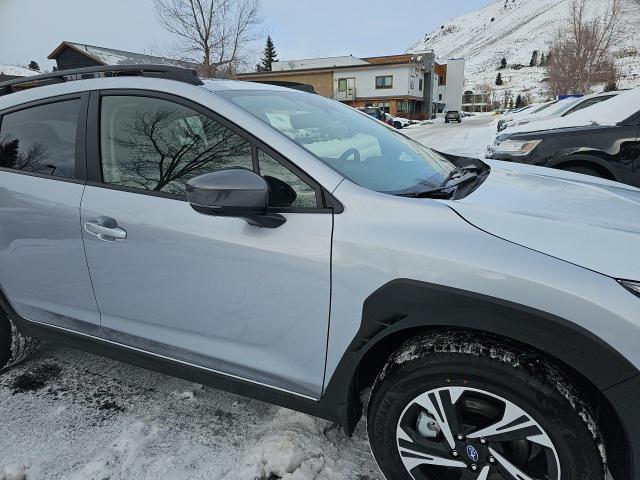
218, 90, 455, 194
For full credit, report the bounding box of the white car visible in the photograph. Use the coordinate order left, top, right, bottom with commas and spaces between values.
384, 113, 411, 129
1, 65, 639, 480
501, 92, 619, 132
496, 102, 552, 131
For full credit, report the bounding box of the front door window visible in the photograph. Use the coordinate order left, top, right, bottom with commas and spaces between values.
100, 96, 253, 196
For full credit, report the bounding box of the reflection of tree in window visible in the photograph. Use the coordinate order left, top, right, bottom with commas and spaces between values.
0, 135, 70, 177
102, 98, 253, 195
0, 100, 78, 179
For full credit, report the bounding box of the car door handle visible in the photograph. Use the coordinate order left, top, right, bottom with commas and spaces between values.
84, 220, 127, 242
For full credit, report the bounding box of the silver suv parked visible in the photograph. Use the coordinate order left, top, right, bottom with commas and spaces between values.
0, 66, 639, 480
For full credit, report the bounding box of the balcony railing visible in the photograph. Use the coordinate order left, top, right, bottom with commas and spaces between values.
334, 88, 356, 101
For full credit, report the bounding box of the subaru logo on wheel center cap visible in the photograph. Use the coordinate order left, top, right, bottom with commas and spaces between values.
466, 445, 480, 462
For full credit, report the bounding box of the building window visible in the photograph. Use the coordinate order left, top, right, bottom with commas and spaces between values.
410, 75, 415, 90
419, 78, 423, 91
397, 100, 409, 113
438, 76, 446, 86
439, 94, 443, 101
337, 78, 348, 92
375, 75, 393, 89
375, 102, 391, 113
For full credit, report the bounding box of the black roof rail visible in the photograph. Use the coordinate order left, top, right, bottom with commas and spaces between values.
0, 64, 203, 97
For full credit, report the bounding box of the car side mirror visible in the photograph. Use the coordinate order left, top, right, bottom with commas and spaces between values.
186, 169, 286, 228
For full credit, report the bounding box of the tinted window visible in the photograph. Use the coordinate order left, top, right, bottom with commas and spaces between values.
0, 100, 79, 179
100, 96, 253, 196
220, 90, 453, 194
258, 150, 317, 208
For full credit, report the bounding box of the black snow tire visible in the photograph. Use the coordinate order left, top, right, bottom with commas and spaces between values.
367, 330, 606, 480
0, 312, 39, 371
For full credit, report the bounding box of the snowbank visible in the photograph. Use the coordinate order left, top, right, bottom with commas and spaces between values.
0, 345, 380, 480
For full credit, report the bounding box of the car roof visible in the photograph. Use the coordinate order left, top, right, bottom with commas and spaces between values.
0, 75, 313, 112
201, 78, 302, 93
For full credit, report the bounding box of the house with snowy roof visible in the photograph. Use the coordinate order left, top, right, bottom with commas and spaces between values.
47, 41, 195, 71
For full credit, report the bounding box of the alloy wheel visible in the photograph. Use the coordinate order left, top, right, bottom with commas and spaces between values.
396, 386, 561, 480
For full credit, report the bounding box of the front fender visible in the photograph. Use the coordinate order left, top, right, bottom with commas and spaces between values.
319, 280, 638, 475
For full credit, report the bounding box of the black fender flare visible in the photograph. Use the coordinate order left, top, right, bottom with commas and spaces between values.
320, 279, 638, 475
546, 151, 619, 179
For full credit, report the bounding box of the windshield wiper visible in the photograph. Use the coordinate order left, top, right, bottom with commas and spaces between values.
397, 166, 481, 199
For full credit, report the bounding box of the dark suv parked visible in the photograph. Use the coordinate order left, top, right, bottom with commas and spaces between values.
490, 96, 640, 186
445, 110, 462, 123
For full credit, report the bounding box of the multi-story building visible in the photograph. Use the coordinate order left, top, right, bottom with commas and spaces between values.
462, 90, 493, 113
239, 53, 465, 120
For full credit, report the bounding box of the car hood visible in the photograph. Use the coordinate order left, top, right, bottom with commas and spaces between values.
443, 160, 640, 280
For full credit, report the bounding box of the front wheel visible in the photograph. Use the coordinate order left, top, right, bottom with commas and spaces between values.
367, 332, 606, 480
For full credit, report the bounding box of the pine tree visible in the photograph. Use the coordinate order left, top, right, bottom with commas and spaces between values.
529, 50, 539, 67
500, 57, 507, 70
515, 94, 524, 108
539, 53, 546, 67
256, 36, 277, 72
495, 72, 504, 86
28, 60, 40, 71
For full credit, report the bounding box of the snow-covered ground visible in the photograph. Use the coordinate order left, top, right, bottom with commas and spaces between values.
0, 344, 381, 480
404, 115, 496, 159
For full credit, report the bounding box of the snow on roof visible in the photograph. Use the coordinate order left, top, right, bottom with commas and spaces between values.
271, 55, 368, 71
504, 88, 640, 134
50, 42, 187, 67
0, 64, 39, 77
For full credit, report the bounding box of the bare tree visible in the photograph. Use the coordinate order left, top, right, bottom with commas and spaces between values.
106, 107, 252, 194
0, 136, 61, 175
546, 0, 622, 96
154, 0, 263, 77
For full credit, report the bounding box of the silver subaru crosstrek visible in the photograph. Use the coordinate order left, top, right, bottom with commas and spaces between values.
0, 66, 638, 480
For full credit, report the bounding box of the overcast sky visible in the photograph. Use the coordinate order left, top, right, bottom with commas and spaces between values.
0, 0, 491, 71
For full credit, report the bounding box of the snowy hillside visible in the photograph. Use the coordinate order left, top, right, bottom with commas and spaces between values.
408, 0, 640, 101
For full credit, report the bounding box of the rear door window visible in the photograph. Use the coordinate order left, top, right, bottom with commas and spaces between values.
0, 100, 80, 179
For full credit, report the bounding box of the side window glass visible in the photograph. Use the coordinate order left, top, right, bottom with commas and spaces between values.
100, 96, 253, 195
257, 149, 318, 208
0, 100, 80, 179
